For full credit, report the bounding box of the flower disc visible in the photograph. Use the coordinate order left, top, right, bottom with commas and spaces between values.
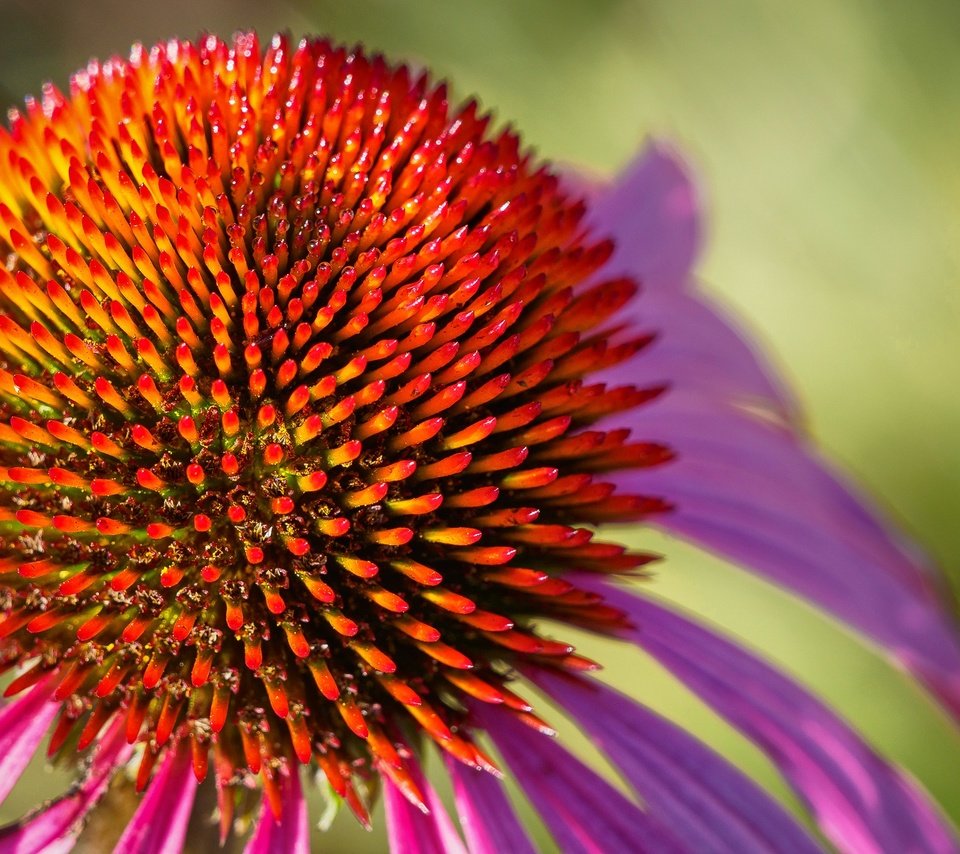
0, 32, 670, 823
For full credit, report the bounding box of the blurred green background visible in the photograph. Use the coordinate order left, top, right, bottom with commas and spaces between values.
0, 0, 958, 850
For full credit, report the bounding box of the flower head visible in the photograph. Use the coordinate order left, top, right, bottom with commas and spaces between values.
0, 32, 957, 853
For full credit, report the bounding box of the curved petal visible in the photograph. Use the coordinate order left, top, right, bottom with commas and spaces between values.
628, 392, 928, 570
475, 705, 682, 853
589, 581, 959, 854
244, 769, 309, 854
0, 714, 131, 854
616, 391, 960, 715
587, 141, 960, 716
582, 140, 797, 419
583, 140, 701, 294
111, 742, 198, 854
603, 288, 799, 417
384, 758, 467, 854
446, 756, 536, 854
0, 676, 59, 807
528, 668, 820, 854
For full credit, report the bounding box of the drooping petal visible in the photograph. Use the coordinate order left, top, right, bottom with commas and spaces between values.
446, 756, 536, 854
588, 142, 960, 716
243, 769, 310, 854
384, 758, 467, 854
591, 582, 959, 854
617, 391, 960, 716
0, 676, 59, 807
581, 140, 796, 419
0, 714, 132, 854
610, 289, 800, 417
475, 705, 682, 854
111, 742, 198, 854
583, 140, 702, 294
629, 392, 926, 570
528, 668, 820, 854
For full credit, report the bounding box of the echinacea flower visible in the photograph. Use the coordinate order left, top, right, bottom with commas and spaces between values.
0, 30, 957, 853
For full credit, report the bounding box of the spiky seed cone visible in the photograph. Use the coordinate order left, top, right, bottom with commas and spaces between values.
0, 32, 671, 825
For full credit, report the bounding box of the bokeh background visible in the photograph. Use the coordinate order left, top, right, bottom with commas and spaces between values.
0, 0, 958, 850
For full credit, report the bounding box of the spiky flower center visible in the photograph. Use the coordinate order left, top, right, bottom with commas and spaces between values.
0, 33, 669, 824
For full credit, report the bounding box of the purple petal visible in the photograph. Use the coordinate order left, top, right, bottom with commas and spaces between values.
587, 142, 960, 716
616, 391, 960, 715
604, 288, 799, 419
630, 391, 943, 591
446, 756, 536, 854
243, 769, 309, 854
112, 742, 198, 854
585, 142, 797, 423
0, 676, 59, 807
0, 714, 132, 854
475, 705, 682, 853
583, 140, 702, 293
384, 758, 467, 854
529, 668, 820, 853
591, 582, 959, 854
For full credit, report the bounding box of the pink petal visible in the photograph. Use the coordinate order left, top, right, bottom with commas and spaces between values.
446, 756, 535, 854
529, 668, 819, 853
0, 675, 59, 807
591, 582, 959, 854
0, 714, 132, 854
602, 288, 799, 419
589, 142, 960, 716
243, 769, 309, 854
475, 705, 681, 853
112, 742, 198, 854
585, 141, 797, 424
384, 758, 467, 854
583, 140, 702, 293
616, 391, 960, 715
